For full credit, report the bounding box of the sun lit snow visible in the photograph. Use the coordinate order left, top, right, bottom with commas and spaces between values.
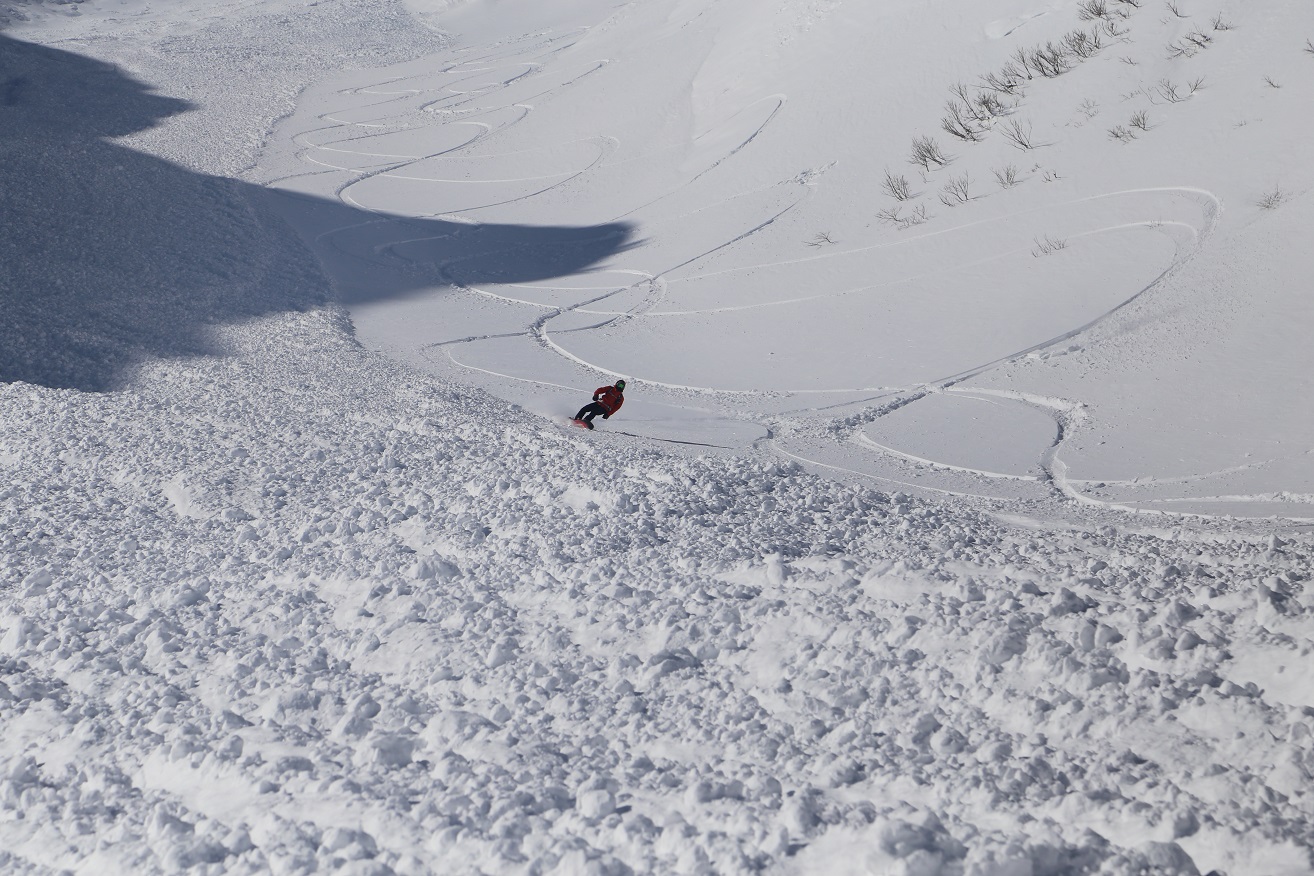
2, 0, 1314, 873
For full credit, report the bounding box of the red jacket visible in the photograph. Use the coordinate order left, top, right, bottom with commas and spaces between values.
593, 385, 624, 415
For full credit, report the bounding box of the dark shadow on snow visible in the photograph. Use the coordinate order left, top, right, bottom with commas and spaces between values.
0, 35, 634, 391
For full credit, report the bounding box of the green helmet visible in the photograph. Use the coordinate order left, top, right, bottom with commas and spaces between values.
615, 379, 626, 391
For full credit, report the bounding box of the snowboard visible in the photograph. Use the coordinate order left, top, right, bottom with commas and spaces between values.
569, 418, 594, 430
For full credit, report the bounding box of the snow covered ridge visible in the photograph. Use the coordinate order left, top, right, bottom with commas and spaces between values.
3, 0, 1314, 874
1, 311, 1313, 875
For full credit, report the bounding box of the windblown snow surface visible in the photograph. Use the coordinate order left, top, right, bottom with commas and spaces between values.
2, 0, 1314, 874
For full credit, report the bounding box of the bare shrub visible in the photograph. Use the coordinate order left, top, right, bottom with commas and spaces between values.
1263, 75, 1282, 89
1184, 28, 1213, 49
993, 165, 1021, 188
938, 173, 974, 206
880, 204, 933, 229
1064, 27, 1105, 59
1103, 18, 1131, 38
1165, 0, 1187, 18
1168, 28, 1211, 58
909, 135, 951, 170
1155, 79, 1188, 102
805, 232, 837, 247
1032, 235, 1069, 256
1257, 186, 1285, 210
1108, 125, 1137, 142
1077, 99, 1100, 120
1011, 47, 1036, 80
1211, 13, 1233, 31
942, 99, 986, 142
899, 204, 931, 229
1188, 77, 1206, 94
1120, 55, 1139, 65
876, 206, 904, 226
1129, 109, 1152, 130
883, 169, 914, 201
1114, 0, 1141, 6
948, 83, 1010, 122
1030, 42, 1074, 76
1078, 0, 1109, 20
975, 91, 1010, 119
980, 63, 1027, 94
1306, 39, 1314, 55
1001, 118, 1039, 150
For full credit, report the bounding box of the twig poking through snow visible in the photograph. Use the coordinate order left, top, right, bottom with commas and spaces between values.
993, 165, 1021, 188
1257, 186, 1285, 210
1033, 234, 1069, 256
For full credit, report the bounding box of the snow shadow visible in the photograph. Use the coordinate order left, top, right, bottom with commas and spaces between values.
0, 36, 634, 391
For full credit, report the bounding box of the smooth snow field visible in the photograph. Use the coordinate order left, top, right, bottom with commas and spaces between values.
2, 0, 1314, 873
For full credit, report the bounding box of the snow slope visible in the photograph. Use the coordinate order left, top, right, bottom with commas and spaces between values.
3, 1, 1314, 874
256, 0, 1314, 520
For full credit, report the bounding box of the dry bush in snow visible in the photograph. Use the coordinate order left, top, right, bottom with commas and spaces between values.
1064, 27, 1106, 59
938, 173, 974, 206
1001, 118, 1039, 150
942, 100, 985, 142
1154, 78, 1196, 102
1129, 109, 1152, 130
878, 204, 931, 229
1078, 0, 1110, 20
1081, 0, 1135, 22
1010, 47, 1037, 80
1029, 42, 1075, 76
1168, 28, 1212, 58
942, 82, 1014, 142
1165, 0, 1187, 18
993, 165, 1021, 188
980, 63, 1028, 95
1108, 125, 1137, 142
908, 135, 951, 170
1033, 234, 1069, 256
1263, 75, 1282, 89
1211, 14, 1233, 31
898, 204, 931, 229
1257, 186, 1285, 210
1102, 17, 1131, 38
882, 169, 914, 201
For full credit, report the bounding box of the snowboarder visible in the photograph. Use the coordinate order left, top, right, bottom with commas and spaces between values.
573, 380, 625, 429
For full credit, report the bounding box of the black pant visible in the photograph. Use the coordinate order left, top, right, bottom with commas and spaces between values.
575, 402, 608, 424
